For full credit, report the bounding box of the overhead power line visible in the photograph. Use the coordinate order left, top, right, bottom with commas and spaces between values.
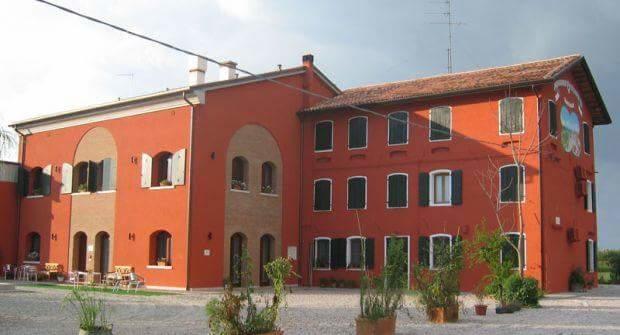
33, 0, 531, 151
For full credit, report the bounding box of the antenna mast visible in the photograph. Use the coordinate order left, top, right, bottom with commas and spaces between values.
428, 0, 464, 73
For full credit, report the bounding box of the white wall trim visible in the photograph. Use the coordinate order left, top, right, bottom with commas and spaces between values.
430, 234, 452, 270
498, 97, 525, 136
429, 169, 452, 206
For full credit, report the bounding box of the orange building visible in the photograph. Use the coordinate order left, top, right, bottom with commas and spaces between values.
3, 54, 610, 292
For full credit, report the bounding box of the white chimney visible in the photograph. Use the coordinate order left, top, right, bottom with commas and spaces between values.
219, 61, 238, 81
188, 55, 207, 86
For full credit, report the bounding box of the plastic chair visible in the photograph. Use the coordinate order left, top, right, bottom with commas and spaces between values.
125, 272, 145, 292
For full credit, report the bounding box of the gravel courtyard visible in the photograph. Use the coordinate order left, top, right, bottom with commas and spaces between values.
0, 283, 619, 335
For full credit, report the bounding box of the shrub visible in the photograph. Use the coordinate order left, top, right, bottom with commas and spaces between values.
569, 268, 586, 287
359, 237, 408, 321
62, 288, 112, 332
600, 249, 620, 282
318, 277, 329, 288
503, 275, 541, 307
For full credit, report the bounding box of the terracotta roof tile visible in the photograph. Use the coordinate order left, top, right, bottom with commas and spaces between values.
304, 55, 582, 112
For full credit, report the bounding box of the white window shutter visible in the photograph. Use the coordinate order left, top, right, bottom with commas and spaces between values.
42, 164, 52, 196
172, 148, 186, 186
61, 163, 72, 194
141, 153, 152, 188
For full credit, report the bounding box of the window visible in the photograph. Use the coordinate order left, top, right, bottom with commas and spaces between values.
586, 239, 596, 273
430, 234, 452, 269
313, 179, 332, 211
430, 106, 451, 141
72, 162, 90, 193
28, 167, 44, 196
430, 170, 451, 206
153, 152, 173, 187
151, 231, 171, 266
501, 233, 525, 269
388, 111, 409, 145
231, 156, 248, 191
315, 121, 333, 152
585, 180, 595, 213
499, 164, 525, 202
549, 101, 557, 137
387, 173, 408, 208
313, 238, 331, 270
348, 116, 368, 149
26, 232, 41, 262
346, 236, 363, 269
499, 97, 524, 134
347, 176, 367, 209
583, 123, 591, 154
261, 162, 276, 194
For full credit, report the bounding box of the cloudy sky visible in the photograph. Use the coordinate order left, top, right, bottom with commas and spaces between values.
0, 0, 617, 248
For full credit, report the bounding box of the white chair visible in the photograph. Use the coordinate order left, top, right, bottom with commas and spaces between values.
125, 273, 145, 292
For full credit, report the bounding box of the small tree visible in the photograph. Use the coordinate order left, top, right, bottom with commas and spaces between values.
0, 124, 16, 161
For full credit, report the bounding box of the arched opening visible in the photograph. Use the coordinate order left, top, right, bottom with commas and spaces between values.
73, 232, 87, 271
72, 162, 90, 193
231, 157, 248, 190
230, 232, 247, 286
152, 152, 173, 187
261, 162, 276, 194
25, 232, 41, 262
259, 234, 275, 286
95, 232, 110, 274
29, 167, 43, 196
150, 231, 172, 266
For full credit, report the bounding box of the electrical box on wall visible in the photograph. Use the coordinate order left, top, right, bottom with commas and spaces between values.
203, 249, 210, 256
287, 246, 297, 260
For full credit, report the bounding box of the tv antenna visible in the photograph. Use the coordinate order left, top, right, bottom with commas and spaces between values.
427, 0, 464, 73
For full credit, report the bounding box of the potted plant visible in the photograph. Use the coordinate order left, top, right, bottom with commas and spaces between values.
78, 183, 88, 193
62, 288, 112, 335
569, 268, 586, 292
26, 251, 39, 262
206, 250, 294, 335
261, 185, 273, 194
473, 283, 488, 316
157, 258, 168, 267
32, 188, 42, 196
413, 237, 463, 323
57, 273, 66, 283
356, 237, 408, 335
231, 179, 247, 191
159, 180, 172, 187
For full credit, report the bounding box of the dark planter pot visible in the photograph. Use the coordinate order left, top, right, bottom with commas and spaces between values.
428, 305, 459, 323
495, 306, 514, 314
474, 304, 488, 316
570, 283, 585, 292
355, 315, 396, 335
78, 328, 112, 335
509, 303, 521, 312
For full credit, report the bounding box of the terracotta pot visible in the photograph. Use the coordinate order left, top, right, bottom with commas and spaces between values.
474, 304, 487, 316
355, 315, 397, 335
427, 304, 459, 323
78, 328, 112, 335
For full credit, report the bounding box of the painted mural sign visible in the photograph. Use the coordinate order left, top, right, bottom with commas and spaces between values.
554, 79, 583, 157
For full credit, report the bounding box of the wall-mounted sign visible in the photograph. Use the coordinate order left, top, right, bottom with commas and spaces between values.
554, 79, 583, 157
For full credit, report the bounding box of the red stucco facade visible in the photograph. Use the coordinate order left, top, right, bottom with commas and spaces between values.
4, 55, 607, 292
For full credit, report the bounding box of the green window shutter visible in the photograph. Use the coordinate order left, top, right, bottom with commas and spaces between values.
388, 174, 407, 207
315, 122, 333, 151
101, 158, 112, 191
418, 236, 430, 267
365, 238, 375, 269
549, 101, 558, 136
583, 124, 591, 154
501, 98, 523, 134
41, 165, 52, 196
500, 165, 520, 202
18, 167, 29, 197
314, 180, 331, 211
87, 161, 98, 192
453, 235, 463, 257
331, 238, 346, 269
430, 107, 451, 140
451, 170, 462, 205
418, 172, 429, 206
348, 117, 367, 149
586, 240, 591, 271
348, 178, 366, 209
594, 241, 598, 272
388, 112, 408, 145
592, 183, 597, 213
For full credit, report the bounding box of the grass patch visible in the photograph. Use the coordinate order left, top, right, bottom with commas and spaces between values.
17, 283, 175, 296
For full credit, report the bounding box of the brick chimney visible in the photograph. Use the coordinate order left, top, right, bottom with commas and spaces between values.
302, 54, 314, 69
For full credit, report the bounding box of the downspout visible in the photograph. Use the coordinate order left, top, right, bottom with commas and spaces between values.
532, 85, 546, 290
298, 114, 305, 286
183, 91, 196, 291
13, 127, 29, 265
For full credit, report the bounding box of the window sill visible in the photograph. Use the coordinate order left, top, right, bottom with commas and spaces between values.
429, 138, 452, 143
149, 186, 175, 190
348, 146, 368, 151
429, 203, 452, 207
314, 149, 333, 154
230, 189, 250, 193
23, 261, 40, 265
25, 195, 44, 199
96, 190, 117, 194
313, 209, 332, 213
313, 268, 331, 271
387, 205, 408, 209
346, 268, 363, 271
388, 142, 408, 147
71, 192, 91, 196
260, 192, 278, 197
146, 265, 173, 270
347, 207, 367, 211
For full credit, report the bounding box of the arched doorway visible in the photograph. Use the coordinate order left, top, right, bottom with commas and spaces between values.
95, 232, 110, 274
259, 234, 275, 286
73, 232, 87, 271
230, 233, 246, 286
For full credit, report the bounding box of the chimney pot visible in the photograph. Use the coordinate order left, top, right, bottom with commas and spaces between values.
188, 56, 208, 86
219, 61, 238, 81
302, 54, 314, 67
